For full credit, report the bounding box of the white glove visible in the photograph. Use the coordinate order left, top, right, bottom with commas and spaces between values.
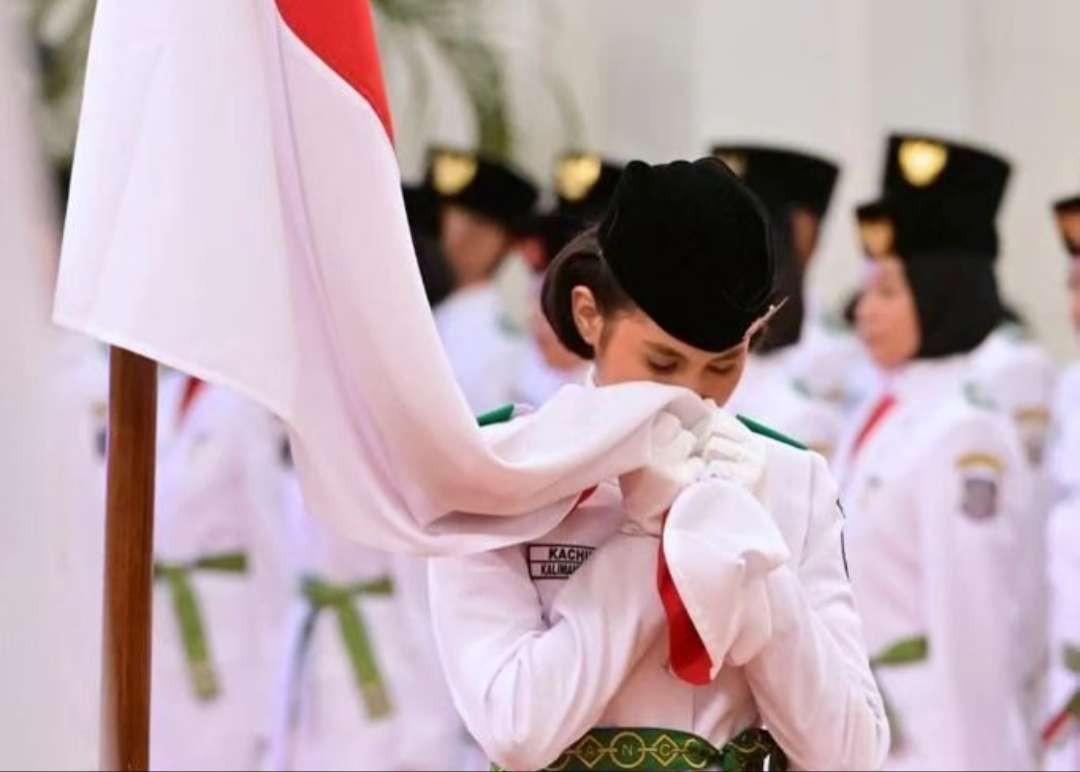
662, 479, 791, 675
619, 411, 703, 536
692, 405, 767, 491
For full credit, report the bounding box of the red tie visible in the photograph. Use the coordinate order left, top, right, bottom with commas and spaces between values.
852, 394, 897, 458
176, 377, 206, 427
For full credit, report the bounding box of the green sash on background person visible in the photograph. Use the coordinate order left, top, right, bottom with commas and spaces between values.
153, 552, 248, 701
294, 575, 395, 720
870, 635, 929, 750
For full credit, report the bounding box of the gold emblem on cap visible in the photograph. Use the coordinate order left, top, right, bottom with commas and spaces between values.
1057, 210, 1080, 255
716, 151, 747, 178
557, 154, 602, 202
898, 139, 948, 187
432, 151, 478, 196
859, 218, 895, 259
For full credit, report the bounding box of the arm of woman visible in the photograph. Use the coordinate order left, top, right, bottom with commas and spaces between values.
427, 531, 665, 771
915, 413, 1033, 770
743, 452, 890, 771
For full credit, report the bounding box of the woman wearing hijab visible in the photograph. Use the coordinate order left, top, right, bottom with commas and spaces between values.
834, 136, 1035, 770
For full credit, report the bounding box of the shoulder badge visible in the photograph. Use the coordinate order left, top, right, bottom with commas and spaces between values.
956, 452, 1004, 520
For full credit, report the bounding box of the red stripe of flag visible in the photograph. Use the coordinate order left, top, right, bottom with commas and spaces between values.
274, 0, 395, 143
657, 511, 713, 685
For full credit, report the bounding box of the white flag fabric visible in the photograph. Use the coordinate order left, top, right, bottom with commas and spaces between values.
54, 0, 705, 554
0, 7, 103, 766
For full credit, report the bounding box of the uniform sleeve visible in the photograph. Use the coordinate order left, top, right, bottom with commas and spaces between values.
427, 532, 666, 771
1046, 498, 1080, 745
232, 415, 302, 765
915, 414, 1032, 770
743, 452, 890, 771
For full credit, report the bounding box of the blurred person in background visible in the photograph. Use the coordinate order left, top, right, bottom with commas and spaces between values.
510, 152, 622, 406
715, 145, 851, 459
868, 135, 1055, 744
833, 139, 1035, 770
428, 147, 538, 413
1041, 193, 1080, 770
150, 377, 284, 771
402, 181, 454, 308
261, 428, 465, 772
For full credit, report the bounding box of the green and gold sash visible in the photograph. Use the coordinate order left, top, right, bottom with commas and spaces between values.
296, 575, 395, 720
870, 635, 929, 750
494, 727, 785, 771
153, 551, 248, 701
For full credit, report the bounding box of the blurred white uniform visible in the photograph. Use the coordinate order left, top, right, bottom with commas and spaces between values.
264, 443, 464, 771
969, 322, 1057, 741
970, 323, 1057, 472
1043, 361, 1080, 769
730, 318, 873, 461
434, 284, 523, 414
835, 357, 1034, 771
1049, 362, 1080, 498
510, 338, 588, 408
150, 379, 282, 771
429, 429, 888, 771
1044, 496, 1080, 770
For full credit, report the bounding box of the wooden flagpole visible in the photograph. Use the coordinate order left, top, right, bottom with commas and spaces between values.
100, 347, 158, 771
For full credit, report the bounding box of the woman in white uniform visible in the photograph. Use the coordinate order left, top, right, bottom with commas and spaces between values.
834, 144, 1035, 770
151, 378, 283, 771
261, 429, 466, 771
714, 145, 847, 459
1042, 193, 1080, 769
428, 147, 538, 414
512, 152, 622, 406
429, 158, 888, 771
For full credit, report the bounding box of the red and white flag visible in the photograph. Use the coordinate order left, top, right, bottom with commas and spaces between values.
54, 0, 704, 553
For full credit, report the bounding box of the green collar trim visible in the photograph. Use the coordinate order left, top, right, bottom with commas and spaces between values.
737, 415, 807, 451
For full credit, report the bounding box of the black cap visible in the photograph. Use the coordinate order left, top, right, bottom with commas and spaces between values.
554, 152, 624, 222
598, 158, 775, 353
711, 144, 839, 220
426, 147, 538, 232
402, 182, 439, 240
868, 133, 1011, 259
1052, 194, 1080, 257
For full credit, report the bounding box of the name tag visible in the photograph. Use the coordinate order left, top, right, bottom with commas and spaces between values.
528, 543, 595, 580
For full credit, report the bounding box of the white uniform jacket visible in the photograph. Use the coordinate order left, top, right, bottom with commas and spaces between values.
434, 283, 524, 414
151, 381, 283, 771
429, 429, 887, 771
835, 357, 1034, 771
263, 441, 465, 771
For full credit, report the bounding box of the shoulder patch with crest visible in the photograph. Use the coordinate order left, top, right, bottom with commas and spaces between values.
956, 452, 1003, 520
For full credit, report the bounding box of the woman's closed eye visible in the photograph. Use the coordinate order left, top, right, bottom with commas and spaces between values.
645, 357, 680, 374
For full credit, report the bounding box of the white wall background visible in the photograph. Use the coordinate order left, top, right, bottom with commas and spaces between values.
385, 0, 1080, 359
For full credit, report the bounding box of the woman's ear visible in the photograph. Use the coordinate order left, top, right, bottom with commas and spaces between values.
570, 285, 604, 348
